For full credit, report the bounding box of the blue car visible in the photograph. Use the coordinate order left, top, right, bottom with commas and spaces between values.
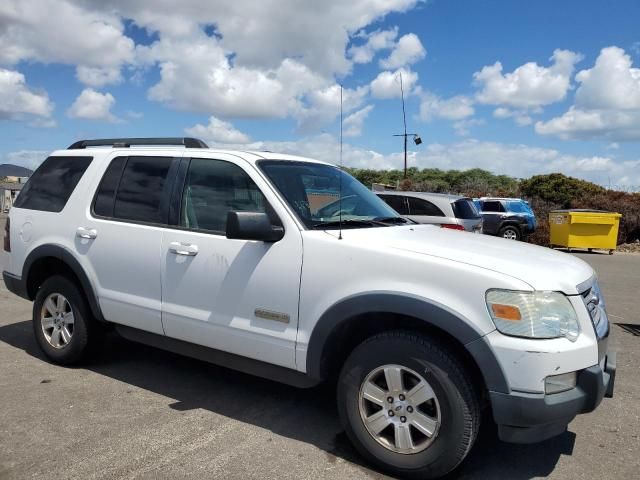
474, 197, 537, 240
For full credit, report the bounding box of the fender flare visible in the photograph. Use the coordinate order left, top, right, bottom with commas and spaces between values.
23, 244, 105, 322
305, 293, 509, 393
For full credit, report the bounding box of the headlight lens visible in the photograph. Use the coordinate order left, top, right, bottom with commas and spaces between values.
486, 290, 580, 341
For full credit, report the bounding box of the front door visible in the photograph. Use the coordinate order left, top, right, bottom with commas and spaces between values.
160, 155, 303, 369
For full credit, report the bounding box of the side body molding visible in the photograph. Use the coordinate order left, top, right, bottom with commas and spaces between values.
305, 293, 509, 393
22, 244, 105, 323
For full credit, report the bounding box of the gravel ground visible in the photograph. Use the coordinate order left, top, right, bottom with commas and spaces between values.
0, 229, 638, 479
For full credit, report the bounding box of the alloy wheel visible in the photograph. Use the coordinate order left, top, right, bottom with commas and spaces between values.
358, 364, 441, 454
41, 293, 74, 349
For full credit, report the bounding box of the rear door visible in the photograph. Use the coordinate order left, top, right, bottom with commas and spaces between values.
479, 200, 505, 235
81, 152, 181, 335
160, 154, 303, 369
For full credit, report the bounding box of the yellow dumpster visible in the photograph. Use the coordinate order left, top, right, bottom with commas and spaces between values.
549, 210, 622, 254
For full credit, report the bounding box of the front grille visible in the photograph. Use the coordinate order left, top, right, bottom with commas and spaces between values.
581, 280, 610, 339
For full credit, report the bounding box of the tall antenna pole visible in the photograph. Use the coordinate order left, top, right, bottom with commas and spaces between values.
400, 72, 407, 179
393, 72, 421, 181
338, 84, 343, 240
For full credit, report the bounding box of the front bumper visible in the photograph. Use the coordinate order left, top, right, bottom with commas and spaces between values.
490, 351, 616, 444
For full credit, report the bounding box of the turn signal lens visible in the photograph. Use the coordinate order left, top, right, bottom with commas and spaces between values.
491, 304, 522, 321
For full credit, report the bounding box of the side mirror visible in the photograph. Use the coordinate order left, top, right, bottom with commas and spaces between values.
226, 211, 284, 242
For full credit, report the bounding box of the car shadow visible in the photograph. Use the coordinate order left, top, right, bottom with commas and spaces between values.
0, 319, 574, 479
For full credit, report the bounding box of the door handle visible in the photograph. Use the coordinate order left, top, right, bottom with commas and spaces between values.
168, 241, 198, 256
76, 227, 97, 239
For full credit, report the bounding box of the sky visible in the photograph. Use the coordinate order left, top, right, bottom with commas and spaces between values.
1, 0, 640, 190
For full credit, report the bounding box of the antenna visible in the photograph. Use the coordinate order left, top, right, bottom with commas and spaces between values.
392, 71, 422, 179
338, 84, 343, 240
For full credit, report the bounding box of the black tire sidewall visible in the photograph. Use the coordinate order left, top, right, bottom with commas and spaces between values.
338, 334, 474, 478
32, 275, 91, 365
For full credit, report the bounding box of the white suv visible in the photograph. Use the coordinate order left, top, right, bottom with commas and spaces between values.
2, 138, 616, 479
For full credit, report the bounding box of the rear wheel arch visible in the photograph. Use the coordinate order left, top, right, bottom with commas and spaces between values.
306, 294, 508, 394
23, 244, 105, 323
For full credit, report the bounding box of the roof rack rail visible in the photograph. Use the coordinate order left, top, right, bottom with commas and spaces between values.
67, 137, 209, 149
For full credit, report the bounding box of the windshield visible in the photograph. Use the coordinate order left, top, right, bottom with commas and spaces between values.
258, 160, 401, 228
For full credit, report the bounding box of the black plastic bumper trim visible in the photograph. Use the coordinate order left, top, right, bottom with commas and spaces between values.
2, 271, 28, 299
491, 351, 616, 444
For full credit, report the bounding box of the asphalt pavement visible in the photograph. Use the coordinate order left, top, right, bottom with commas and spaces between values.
0, 236, 638, 479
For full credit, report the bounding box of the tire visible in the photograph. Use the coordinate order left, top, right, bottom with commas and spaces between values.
32, 275, 102, 365
499, 225, 520, 241
337, 331, 480, 479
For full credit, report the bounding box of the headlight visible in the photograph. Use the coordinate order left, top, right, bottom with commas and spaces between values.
486, 290, 580, 341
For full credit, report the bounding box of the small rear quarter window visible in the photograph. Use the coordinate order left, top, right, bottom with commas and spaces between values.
13, 156, 93, 212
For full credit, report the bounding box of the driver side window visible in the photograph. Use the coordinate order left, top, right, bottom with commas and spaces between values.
181, 158, 266, 234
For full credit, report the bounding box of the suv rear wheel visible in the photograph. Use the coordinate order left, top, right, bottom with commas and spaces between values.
337, 331, 480, 479
33, 275, 102, 365
499, 225, 520, 240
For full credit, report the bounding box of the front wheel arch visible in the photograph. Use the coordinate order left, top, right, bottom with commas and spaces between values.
305, 294, 508, 394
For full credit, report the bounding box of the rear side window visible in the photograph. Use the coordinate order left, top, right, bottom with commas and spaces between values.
379, 195, 409, 215
93, 156, 175, 224
481, 201, 505, 212
181, 158, 266, 233
14, 156, 92, 212
93, 156, 126, 217
452, 199, 480, 219
114, 157, 174, 223
407, 197, 445, 217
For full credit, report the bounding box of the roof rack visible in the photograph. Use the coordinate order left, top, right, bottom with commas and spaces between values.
67, 137, 209, 149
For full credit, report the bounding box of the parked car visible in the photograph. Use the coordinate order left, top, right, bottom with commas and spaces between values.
3, 138, 615, 479
475, 197, 537, 240
377, 191, 483, 233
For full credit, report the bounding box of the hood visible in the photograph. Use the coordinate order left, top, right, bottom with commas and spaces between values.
335, 225, 593, 294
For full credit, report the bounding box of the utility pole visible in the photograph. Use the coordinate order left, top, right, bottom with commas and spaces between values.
393, 72, 421, 179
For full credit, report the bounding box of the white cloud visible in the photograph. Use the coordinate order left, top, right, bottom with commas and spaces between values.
574, 46, 640, 110
370, 68, 418, 99
184, 133, 640, 189
343, 105, 374, 137
349, 27, 398, 64
493, 107, 534, 126
67, 88, 118, 122
185, 116, 250, 144
75, 66, 123, 88
0, 0, 422, 118
0, 68, 53, 119
379, 33, 426, 69
452, 118, 485, 136
295, 84, 369, 133
419, 93, 474, 121
0, 0, 134, 86
117, 0, 418, 76
474, 49, 583, 109
536, 47, 640, 140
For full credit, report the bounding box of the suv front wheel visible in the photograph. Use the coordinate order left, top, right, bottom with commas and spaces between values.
33, 275, 102, 365
337, 331, 480, 479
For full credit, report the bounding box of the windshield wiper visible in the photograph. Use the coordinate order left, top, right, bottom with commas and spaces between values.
312, 219, 390, 229
373, 216, 411, 224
